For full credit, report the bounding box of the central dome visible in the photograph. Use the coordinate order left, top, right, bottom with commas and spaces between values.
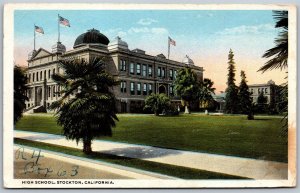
73, 29, 110, 48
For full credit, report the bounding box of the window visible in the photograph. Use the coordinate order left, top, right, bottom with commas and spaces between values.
58, 86, 61, 97
28, 74, 31, 83
158, 67, 161, 77
162, 68, 165, 78
120, 81, 127, 93
44, 70, 46, 80
48, 70, 51, 79
136, 64, 141, 75
169, 86, 174, 95
53, 86, 56, 97
36, 72, 39, 81
130, 82, 135, 95
130, 63, 134, 74
137, 83, 141, 95
148, 65, 153, 77
143, 83, 147, 95
251, 89, 254, 93
33, 73, 35, 82
53, 69, 55, 75
174, 70, 177, 79
119, 59, 126, 71
169, 69, 173, 80
265, 88, 268, 94
48, 86, 51, 98
148, 84, 153, 94
40, 71, 43, 80
142, 64, 147, 77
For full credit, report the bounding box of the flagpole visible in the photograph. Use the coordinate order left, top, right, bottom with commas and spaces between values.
34, 24, 36, 50
58, 14, 60, 42
168, 37, 170, 59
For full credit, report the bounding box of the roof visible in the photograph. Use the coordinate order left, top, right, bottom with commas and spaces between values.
73, 29, 110, 48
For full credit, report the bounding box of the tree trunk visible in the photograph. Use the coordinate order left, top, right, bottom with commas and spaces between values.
184, 105, 190, 114
83, 138, 92, 154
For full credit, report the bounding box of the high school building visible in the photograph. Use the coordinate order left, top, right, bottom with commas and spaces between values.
25, 29, 204, 113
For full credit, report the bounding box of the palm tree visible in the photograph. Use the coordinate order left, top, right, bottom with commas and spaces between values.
14, 66, 28, 124
259, 10, 288, 137
174, 67, 200, 114
198, 78, 216, 110
259, 11, 288, 72
49, 57, 119, 154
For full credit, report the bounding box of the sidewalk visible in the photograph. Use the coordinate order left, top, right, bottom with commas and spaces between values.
14, 130, 288, 179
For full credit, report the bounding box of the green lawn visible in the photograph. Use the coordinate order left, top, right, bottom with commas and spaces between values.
15, 113, 287, 162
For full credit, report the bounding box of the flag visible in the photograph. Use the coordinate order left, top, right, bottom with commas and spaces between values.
169, 36, 176, 46
35, 25, 44, 34
59, 15, 70, 27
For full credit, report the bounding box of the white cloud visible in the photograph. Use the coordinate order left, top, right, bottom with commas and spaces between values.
137, 18, 158, 25
128, 27, 168, 35
216, 24, 275, 35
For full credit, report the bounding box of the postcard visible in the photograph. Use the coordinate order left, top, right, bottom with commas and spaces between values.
3, 3, 297, 188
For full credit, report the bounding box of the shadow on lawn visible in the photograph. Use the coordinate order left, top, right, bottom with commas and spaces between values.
100, 146, 182, 159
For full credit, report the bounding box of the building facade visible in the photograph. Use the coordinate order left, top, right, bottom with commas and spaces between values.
25, 29, 204, 113
248, 80, 277, 104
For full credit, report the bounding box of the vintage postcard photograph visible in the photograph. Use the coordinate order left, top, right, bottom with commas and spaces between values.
3, 3, 297, 188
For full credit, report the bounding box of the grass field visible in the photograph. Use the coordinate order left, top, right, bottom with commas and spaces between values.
15, 113, 287, 162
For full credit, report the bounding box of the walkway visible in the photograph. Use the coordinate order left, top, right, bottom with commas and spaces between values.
14, 130, 288, 179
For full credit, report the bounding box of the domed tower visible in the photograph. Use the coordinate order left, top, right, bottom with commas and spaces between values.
73, 28, 110, 49
108, 36, 129, 51
52, 41, 66, 54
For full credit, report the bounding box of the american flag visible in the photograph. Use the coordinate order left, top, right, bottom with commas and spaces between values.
35, 25, 44, 34
169, 36, 176, 46
59, 16, 70, 27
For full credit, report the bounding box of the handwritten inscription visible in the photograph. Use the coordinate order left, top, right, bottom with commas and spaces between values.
15, 147, 79, 178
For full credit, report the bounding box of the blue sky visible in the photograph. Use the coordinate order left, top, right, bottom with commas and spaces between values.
14, 10, 285, 92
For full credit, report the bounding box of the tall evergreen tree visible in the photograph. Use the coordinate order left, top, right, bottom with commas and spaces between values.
238, 71, 253, 119
224, 49, 238, 114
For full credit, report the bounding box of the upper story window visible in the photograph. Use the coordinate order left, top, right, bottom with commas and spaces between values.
143, 83, 147, 95
148, 65, 153, 77
48, 70, 51, 79
40, 71, 43, 80
148, 83, 153, 95
137, 83, 141, 95
130, 82, 135, 95
130, 63, 135, 74
53, 69, 55, 75
119, 59, 126, 71
174, 70, 177, 79
169, 69, 173, 80
36, 72, 39, 81
44, 70, 46, 80
28, 74, 31, 83
142, 64, 147, 77
33, 73, 35, 82
265, 88, 268, 94
136, 64, 141, 75
162, 68, 165, 78
120, 81, 127, 93
157, 67, 161, 77
251, 89, 254, 93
